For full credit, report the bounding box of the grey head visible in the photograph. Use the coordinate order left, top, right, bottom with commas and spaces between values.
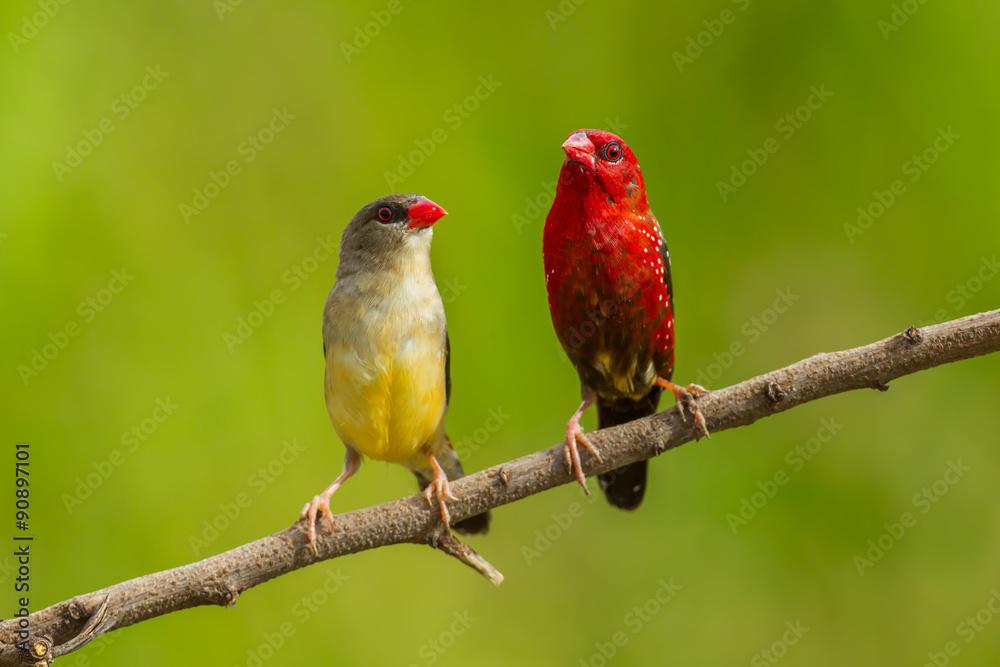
336, 193, 448, 278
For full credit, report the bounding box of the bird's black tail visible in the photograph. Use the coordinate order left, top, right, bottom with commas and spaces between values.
596, 386, 663, 510
413, 443, 491, 535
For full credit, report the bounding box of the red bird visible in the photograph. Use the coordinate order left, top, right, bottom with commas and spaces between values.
543, 129, 709, 509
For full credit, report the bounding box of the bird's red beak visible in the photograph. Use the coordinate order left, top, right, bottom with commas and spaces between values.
407, 196, 448, 230
562, 131, 596, 169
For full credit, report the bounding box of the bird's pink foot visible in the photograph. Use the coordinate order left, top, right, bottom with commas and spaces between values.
300, 494, 336, 554
562, 398, 600, 493
298, 449, 360, 555
656, 378, 710, 439
424, 451, 459, 533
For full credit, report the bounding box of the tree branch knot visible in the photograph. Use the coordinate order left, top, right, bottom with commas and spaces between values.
765, 381, 787, 403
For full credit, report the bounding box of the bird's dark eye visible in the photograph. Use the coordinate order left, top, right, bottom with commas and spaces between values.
377, 207, 393, 222
604, 142, 622, 162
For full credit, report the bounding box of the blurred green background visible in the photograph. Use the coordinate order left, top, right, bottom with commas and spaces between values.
2, 1, 999, 665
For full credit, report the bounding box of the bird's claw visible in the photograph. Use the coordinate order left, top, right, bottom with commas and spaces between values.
679, 384, 710, 440
300, 495, 336, 555
686, 402, 710, 440
563, 423, 601, 493
658, 379, 711, 440
424, 479, 455, 534
425, 455, 458, 534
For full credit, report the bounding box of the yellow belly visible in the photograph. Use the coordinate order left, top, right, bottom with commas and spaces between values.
325, 334, 446, 464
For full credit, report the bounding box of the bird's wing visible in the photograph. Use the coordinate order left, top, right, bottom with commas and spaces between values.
444, 330, 452, 407
321, 284, 339, 360
651, 214, 674, 314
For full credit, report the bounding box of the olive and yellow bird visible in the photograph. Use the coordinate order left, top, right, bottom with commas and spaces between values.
299, 193, 490, 551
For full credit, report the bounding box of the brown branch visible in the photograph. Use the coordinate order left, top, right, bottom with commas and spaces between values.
3, 310, 998, 665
